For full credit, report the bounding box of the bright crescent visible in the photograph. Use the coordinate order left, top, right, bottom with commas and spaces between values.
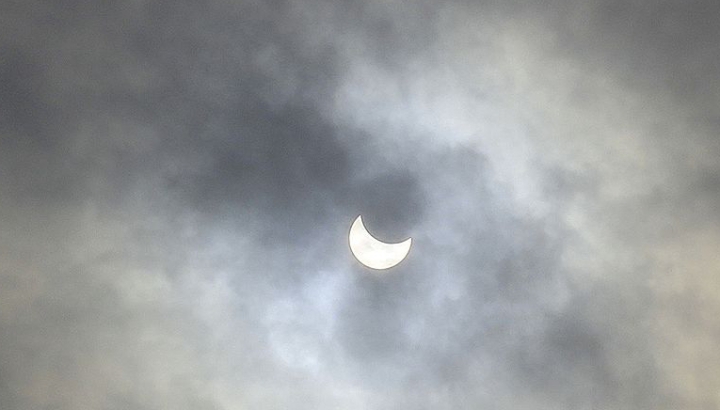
348, 215, 412, 270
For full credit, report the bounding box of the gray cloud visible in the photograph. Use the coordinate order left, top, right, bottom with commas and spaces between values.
2, 0, 719, 409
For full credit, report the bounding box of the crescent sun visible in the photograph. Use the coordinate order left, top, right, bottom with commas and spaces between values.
348, 215, 412, 270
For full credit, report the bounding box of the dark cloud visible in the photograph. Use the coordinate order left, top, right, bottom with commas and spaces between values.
2, 0, 719, 409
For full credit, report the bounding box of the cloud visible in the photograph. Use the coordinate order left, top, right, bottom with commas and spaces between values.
1, 0, 719, 409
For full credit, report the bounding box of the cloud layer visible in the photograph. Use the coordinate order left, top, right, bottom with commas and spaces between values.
2, 1, 719, 409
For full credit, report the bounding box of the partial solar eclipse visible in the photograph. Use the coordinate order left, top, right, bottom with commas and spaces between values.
348, 215, 412, 270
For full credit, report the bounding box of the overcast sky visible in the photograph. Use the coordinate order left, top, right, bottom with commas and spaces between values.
2, 1, 720, 409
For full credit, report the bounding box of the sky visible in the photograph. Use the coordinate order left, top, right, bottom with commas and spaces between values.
1, 0, 720, 409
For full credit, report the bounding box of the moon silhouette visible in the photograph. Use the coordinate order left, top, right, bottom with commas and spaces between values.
348, 215, 412, 270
